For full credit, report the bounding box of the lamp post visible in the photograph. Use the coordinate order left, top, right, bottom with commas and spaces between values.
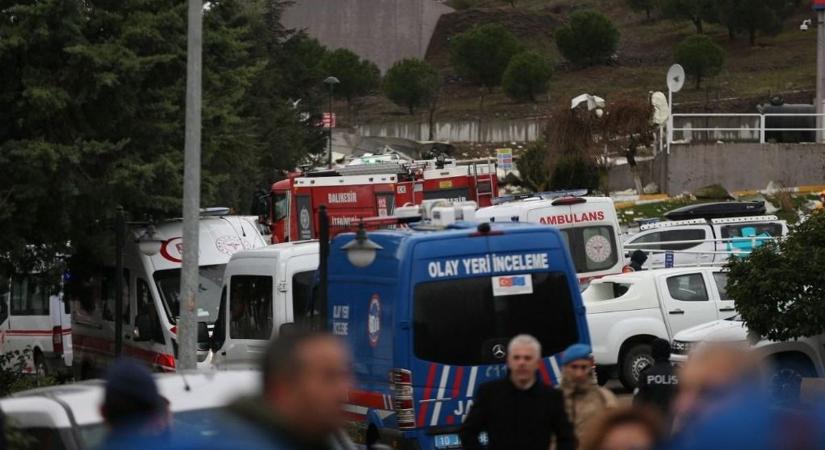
817, 8, 825, 142
324, 76, 340, 169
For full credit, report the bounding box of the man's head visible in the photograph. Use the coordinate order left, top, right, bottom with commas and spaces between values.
561, 343, 594, 387
262, 328, 353, 437
631, 250, 648, 265
507, 334, 542, 388
100, 359, 165, 429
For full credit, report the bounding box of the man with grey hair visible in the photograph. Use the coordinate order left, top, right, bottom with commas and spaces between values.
460, 334, 575, 450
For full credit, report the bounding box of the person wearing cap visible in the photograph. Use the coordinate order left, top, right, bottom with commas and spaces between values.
98, 359, 170, 450
460, 334, 575, 450
623, 250, 648, 273
559, 343, 617, 446
634, 339, 678, 420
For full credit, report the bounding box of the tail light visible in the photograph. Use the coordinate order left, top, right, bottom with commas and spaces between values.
390, 368, 416, 430
52, 326, 63, 355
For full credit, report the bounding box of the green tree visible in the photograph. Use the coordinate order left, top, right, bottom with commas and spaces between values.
718, 0, 797, 45
626, 0, 658, 20
383, 58, 440, 114
516, 141, 552, 192
727, 213, 825, 341
555, 10, 620, 66
320, 48, 381, 109
661, 0, 718, 33
549, 155, 601, 191
449, 24, 524, 92
674, 34, 725, 88
502, 51, 553, 102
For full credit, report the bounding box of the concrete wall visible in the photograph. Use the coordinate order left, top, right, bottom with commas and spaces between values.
282, 0, 452, 72
666, 143, 825, 194
355, 118, 544, 143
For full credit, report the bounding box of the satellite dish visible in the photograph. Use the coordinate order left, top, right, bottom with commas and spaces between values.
651, 91, 670, 125
667, 64, 685, 93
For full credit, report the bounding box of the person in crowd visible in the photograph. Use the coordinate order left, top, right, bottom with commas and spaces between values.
559, 343, 617, 445
634, 338, 678, 418
460, 334, 575, 450
667, 342, 825, 450
580, 407, 664, 450
623, 250, 648, 272
98, 359, 171, 450
224, 327, 354, 450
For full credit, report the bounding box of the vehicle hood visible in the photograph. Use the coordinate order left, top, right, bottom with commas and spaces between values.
673, 319, 748, 343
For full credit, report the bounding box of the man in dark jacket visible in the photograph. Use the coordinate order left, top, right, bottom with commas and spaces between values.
626, 249, 648, 272
460, 334, 575, 450
634, 338, 678, 416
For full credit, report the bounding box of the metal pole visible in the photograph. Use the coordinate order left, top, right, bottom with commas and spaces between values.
178, 0, 203, 371
667, 89, 673, 154
817, 10, 825, 143
328, 84, 334, 168
114, 206, 125, 357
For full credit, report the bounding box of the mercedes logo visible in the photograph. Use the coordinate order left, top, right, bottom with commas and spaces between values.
492, 344, 506, 360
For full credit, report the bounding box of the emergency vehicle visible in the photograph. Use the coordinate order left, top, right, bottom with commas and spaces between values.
474, 193, 625, 286
267, 157, 497, 243
70, 212, 266, 378
326, 202, 590, 450
0, 272, 72, 378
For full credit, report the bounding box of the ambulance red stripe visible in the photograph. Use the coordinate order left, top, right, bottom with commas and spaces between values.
416, 362, 438, 427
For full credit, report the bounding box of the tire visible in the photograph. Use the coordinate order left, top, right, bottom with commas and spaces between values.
619, 344, 653, 390
769, 356, 816, 404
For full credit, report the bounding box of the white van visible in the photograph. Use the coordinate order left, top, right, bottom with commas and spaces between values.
0, 273, 72, 378
623, 216, 788, 269
71, 214, 266, 377
210, 241, 319, 369
475, 195, 625, 285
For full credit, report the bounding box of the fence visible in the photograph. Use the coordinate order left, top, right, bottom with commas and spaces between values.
669, 113, 825, 146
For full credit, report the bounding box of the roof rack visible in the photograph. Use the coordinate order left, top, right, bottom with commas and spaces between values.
710, 215, 779, 224
494, 189, 589, 205
640, 218, 707, 230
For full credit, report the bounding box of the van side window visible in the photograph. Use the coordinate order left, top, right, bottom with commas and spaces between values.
666, 274, 709, 302
230, 276, 273, 340
628, 229, 706, 252
292, 271, 319, 323
137, 279, 164, 344
713, 272, 729, 299
11, 276, 50, 315
720, 223, 782, 239
102, 270, 130, 323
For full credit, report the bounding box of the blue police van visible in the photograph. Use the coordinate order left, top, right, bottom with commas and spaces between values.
327, 216, 590, 450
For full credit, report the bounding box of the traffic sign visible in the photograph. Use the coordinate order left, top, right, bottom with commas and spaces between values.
496, 148, 513, 172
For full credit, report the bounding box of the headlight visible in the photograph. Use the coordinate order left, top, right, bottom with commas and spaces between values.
671, 340, 696, 355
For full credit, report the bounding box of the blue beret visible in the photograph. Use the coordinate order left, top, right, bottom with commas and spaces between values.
560, 343, 592, 365
103, 358, 162, 411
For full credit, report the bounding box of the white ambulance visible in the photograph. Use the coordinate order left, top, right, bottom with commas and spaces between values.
0, 272, 72, 378
475, 194, 625, 285
210, 240, 319, 369
70, 212, 267, 378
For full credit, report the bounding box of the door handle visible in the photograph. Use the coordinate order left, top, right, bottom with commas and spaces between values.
719, 307, 735, 312
669, 309, 685, 315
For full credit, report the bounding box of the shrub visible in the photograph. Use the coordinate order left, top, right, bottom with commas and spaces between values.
502, 51, 553, 102
555, 10, 620, 66
674, 34, 725, 88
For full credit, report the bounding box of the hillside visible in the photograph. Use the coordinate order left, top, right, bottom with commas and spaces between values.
353, 0, 817, 125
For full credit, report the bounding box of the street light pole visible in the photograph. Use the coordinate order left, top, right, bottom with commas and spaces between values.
817, 10, 825, 142
323, 76, 340, 169
178, 0, 203, 371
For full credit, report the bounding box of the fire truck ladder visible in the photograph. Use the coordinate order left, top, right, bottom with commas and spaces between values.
336, 162, 408, 176
469, 158, 496, 204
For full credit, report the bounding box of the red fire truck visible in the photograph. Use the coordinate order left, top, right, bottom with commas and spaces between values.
268, 158, 497, 243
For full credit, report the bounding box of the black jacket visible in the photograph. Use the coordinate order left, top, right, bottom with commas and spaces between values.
634, 360, 679, 414
460, 378, 576, 450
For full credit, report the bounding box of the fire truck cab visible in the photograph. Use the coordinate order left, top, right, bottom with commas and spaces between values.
268, 158, 497, 244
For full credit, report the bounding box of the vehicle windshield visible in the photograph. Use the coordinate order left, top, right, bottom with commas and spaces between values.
154, 265, 225, 324
413, 272, 579, 366
559, 226, 619, 273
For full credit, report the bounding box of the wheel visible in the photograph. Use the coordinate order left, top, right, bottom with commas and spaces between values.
769, 357, 816, 404
619, 344, 653, 390
34, 352, 48, 378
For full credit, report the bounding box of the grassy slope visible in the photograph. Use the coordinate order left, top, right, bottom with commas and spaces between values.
355, 0, 817, 124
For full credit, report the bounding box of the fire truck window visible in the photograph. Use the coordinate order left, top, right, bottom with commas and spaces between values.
413, 272, 579, 366
11, 276, 50, 316
229, 276, 273, 340
273, 193, 288, 222
137, 279, 164, 344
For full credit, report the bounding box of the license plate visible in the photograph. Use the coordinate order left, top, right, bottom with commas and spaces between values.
434, 434, 461, 449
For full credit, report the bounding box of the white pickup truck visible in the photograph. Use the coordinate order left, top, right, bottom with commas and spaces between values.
583, 267, 735, 389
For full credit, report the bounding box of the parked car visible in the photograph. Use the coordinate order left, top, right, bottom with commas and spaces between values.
670, 315, 825, 401
583, 267, 735, 389
623, 215, 788, 269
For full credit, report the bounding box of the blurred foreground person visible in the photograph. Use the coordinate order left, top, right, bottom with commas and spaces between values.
580, 407, 664, 450
225, 328, 354, 450
667, 342, 825, 450
559, 343, 617, 444
460, 334, 575, 450
98, 359, 170, 450
634, 338, 678, 417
